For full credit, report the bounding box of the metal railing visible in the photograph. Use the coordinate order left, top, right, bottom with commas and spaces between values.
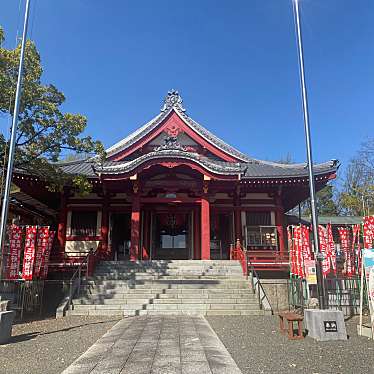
67, 248, 98, 310
247, 253, 272, 313
288, 277, 308, 310
230, 242, 272, 313
288, 276, 367, 316
0, 279, 44, 320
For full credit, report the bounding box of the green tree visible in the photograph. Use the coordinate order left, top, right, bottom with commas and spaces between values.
339, 139, 374, 216
0, 27, 104, 193
302, 185, 339, 216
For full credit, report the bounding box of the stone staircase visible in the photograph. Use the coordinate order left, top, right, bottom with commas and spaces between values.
68, 260, 264, 317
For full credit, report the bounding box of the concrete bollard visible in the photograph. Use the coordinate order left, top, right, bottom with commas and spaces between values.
304, 309, 347, 341
0, 300, 10, 312
0, 310, 15, 344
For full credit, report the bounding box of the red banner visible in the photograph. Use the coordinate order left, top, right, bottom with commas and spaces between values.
293, 226, 304, 277
318, 225, 330, 276
34, 227, 50, 278
327, 223, 336, 275
7, 225, 23, 280
363, 215, 374, 249
287, 226, 296, 275
351, 224, 361, 275
41, 230, 55, 279
338, 227, 352, 276
301, 225, 311, 260
22, 226, 37, 280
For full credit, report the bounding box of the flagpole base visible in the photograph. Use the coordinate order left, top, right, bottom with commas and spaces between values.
304, 309, 347, 341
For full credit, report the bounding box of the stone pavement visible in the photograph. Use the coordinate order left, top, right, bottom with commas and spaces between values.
62, 316, 242, 374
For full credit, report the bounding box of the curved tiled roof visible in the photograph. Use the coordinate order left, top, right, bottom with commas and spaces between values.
57, 90, 339, 180
57, 154, 338, 180
94, 150, 245, 177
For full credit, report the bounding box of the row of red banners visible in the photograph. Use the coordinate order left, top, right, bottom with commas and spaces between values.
288, 215, 374, 279
6, 225, 55, 280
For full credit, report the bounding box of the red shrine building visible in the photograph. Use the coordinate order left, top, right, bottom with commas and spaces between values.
13, 91, 338, 268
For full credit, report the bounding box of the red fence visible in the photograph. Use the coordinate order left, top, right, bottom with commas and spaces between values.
230, 241, 289, 273
230, 244, 248, 276
247, 250, 289, 271
48, 250, 99, 276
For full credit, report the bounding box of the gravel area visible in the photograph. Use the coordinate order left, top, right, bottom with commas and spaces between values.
207, 315, 374, 374
0, 316, 120, 374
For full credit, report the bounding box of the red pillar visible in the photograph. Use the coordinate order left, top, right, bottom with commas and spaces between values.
57, 191, 67, 255
234, 192, 242, 244
194, 208, 200, 260
100, 195, 109, 259
130, 195, 140, 261
201, 197, 210, 260
234, 208, 242, 243
275, 195, 285, 254
142, 211, 149, 260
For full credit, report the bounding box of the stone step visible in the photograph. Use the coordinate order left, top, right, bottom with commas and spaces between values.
67, 308, 264, 317
95, 268, 243, 274
124, 309, 265, 316
83, 286, 252, 293
95, 264, 242, 269
144, 303, 259, 311
95, 267, 242, 272
84, 283, 249, 290
152, 298, 257, 304
157, 292, 255, 299
85, 278, 247, 284
90, 275, 245, 282
99, 260, 240, 265
67, 309, 124, 316
67, 260, 263, 317
76, 298, 152, 305
95, 269, 243, 278
72, 304, 125, 311
76, 295, 256, 305
72, 302, 259, 312
80, 290, 254, 301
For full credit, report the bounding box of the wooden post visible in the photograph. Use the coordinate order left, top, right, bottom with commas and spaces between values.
201, 196, 210, 260
130, 194, 140, 261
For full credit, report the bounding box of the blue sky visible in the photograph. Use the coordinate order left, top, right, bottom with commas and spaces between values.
1, 0, 373, 179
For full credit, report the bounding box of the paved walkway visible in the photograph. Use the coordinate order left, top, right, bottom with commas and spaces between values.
62, 316, 242, 374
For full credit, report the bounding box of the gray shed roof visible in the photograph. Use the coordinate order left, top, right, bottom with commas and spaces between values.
286, 214, 363, 226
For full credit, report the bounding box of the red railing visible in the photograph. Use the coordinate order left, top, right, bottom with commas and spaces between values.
230, 240, 248, 276
230, 240, 289, 272
48, 249, 100, 276
247, 250, 289, 271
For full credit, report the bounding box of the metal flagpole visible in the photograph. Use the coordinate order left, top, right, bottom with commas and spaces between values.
0, 0, 32, 278
292, 0, 326, 309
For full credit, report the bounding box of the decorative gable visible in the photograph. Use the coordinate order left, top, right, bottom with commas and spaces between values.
106, 90, 249, 163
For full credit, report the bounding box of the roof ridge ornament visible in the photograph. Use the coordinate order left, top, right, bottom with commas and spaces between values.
161, 89, 186, 112
154, 135, 187, 152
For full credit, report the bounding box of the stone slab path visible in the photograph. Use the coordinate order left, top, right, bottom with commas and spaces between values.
62, 316, 242, 374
